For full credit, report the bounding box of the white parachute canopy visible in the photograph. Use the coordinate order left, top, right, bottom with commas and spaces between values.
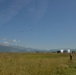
61, 49, 64, 53
67, 49, 70, 53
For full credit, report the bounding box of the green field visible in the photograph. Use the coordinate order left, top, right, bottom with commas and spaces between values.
0, 53, 76, 75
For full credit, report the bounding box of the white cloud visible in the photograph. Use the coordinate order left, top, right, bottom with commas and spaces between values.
10, 39, 21, 43
3, 41, 9, 45
0, 41, 9, 46
0, 38, 21, 46
12, 39, 17, 43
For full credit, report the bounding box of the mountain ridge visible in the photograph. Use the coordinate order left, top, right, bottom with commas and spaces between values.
0, 45, 76, 52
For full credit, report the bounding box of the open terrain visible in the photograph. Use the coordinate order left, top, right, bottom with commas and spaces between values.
0, 53, 76, 75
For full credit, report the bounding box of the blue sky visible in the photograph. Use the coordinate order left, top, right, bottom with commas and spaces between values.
0, 0, 76, 49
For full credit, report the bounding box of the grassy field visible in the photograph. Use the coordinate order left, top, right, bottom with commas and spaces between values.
0, 53, 76, 75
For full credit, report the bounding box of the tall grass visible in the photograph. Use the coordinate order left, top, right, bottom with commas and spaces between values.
0, 53, 76, 75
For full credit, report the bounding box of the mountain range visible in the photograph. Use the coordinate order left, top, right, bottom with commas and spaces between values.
0, 45, 76, 52
0, 45, 49, 52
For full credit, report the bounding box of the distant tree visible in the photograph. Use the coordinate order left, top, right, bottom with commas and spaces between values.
72, 51, 75, 53
36, 51, 39, 53
57, 51, 60, 53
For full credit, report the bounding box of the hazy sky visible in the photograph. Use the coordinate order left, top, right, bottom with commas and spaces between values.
0, 0, 76, 49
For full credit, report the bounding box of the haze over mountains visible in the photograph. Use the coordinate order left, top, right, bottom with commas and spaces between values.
0, 45, 76, 52
0, 45, 48, 52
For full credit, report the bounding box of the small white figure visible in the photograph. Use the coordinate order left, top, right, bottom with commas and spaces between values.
61, 49, 64, 53
68, 49, 70, 53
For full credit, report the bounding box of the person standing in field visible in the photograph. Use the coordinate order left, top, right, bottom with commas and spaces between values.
70, 52, 72, 60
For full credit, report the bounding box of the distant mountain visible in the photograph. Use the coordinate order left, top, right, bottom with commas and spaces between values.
0, 45, 76, 52
0, 45, 48, 52
0, 45, 22, 52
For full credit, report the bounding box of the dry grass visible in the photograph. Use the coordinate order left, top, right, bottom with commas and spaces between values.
0, 53, 76, 75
